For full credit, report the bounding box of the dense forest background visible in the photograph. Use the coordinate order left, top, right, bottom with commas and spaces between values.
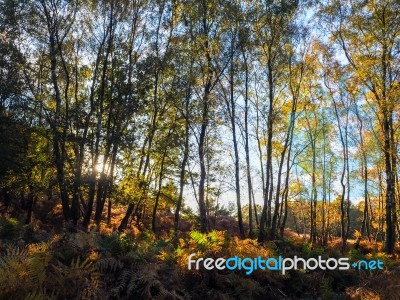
0, 0, 399, 299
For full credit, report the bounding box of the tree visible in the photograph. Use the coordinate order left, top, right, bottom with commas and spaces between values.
218, 1, 246, 237
321, 0, 400, 253
179, 0, 232, 233
254, 0, 301, 243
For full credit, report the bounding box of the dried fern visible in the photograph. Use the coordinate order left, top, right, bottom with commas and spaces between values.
111, 269, 133, 297
125, 263, 186, 299
0, 244, 52, 299
50, 255, 102, 299
94, 257, 122, 273
20, 291, 45, 300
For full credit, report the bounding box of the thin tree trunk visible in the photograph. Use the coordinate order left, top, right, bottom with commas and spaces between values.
25, 184, 35, 224
384, 110, 396, 253
242, 48, 254, 237
255, 90, 266, 216
227, 38, 244, 237
198, 0, 212, 233
251, 188, 259, 226
321, 115, 327, 245
345, 123, 351, 245
258, 54, 274, 243
174, 84, 191, 233
84, 3, 114, 228
271, 94, 297, 239
354, 104, 371, 242
331, 92, 348, 252
42, 2, 70, 221
311, 136, 317, 244
279, 118, 295, 238
152, 123, 175, 233
152, 158, 166, 233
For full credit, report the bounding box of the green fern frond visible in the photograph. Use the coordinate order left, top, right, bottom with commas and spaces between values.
320, 276, 334, 300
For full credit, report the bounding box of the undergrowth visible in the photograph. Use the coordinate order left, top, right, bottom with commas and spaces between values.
0, 221, 398, 299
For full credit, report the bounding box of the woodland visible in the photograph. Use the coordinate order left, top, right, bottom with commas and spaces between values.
0, 0, 400, 299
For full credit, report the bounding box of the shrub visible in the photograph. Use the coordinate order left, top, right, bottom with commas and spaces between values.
97, 232, 135, 257
0, 217, 21, 240
189, 230, 227, 253
348, 248, 363, 261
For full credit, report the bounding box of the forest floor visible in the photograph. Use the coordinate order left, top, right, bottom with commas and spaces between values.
1, 204, 400, 299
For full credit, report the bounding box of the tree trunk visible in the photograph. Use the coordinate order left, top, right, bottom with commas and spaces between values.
258, 54, 274, 243
42, 2, 70, 221
152, 123, 175, 233
331, 92, 348, 252
242, 48, 254, 237
279, 111, 295, 238
198, 0, 212, 233
384, 111, 396, 253
227, 40, 244, 237
174, 84, 191, 232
